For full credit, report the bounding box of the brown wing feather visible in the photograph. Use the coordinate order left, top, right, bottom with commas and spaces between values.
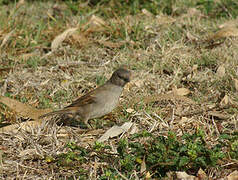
40, 87, 99, 119
66, 91, 97, 108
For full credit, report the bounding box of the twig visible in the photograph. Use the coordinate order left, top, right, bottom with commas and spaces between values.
114, 167, 129, 180
170, 106, 175, 128
152, 112, 169, 128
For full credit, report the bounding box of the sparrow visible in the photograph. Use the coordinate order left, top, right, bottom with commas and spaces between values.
40, 68, 131, 128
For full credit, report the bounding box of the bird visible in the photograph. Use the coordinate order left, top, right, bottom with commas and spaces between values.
39, 68, 131, 128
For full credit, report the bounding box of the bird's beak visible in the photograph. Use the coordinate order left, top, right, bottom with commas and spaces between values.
126, 76, 130, 82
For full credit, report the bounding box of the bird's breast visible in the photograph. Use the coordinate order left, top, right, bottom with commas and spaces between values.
89, 85, 123, 119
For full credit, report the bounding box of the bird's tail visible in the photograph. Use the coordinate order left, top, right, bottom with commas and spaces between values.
39, 109, 74, 119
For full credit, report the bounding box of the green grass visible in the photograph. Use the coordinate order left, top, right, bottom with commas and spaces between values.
54, 130, 237, 178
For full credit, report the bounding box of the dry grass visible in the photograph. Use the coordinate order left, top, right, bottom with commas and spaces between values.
0, 0, 238, 179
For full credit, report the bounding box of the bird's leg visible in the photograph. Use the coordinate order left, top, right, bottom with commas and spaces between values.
84, 118, 93, 129
75, 113, 93, 129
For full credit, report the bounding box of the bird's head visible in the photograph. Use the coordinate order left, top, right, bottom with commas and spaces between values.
110, 68, 131, 87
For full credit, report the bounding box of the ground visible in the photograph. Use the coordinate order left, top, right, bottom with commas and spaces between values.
0, 0, 238, 179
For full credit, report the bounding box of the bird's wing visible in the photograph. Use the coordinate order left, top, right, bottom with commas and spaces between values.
66, 91, 97, 108
67, 84, 110, 108
39, 85, 107, 119
39, 91, 98, 119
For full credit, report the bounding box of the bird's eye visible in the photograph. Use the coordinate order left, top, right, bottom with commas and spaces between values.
124, 77, 130, 82
118, 75, 129, 82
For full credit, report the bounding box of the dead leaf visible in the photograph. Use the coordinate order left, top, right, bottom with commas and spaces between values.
219, 19, 238, 29
0, 30, 14, 48
83, 15, 108, 33
0, 96, 51, 120
179, 117, 189, 125
130, 124, 138, 134
227, 170, 238, 180
234, 79, 238, 92
145, 171, 151, 179
88, 15, 106, 27
192, 65, 198, 74
208, 111, 229, 120
176, 171, 196, 180
187, 8, 202, 17
173, 87, 190, 96
133, 79, 144, 88
186, 32, 198, 42
97, 122, 133, 142
142, 9, 153, 17
126, 108, 134, 113
220, 94, 230, 106
61, 79, 71, 88
71, 33, 89, 46
197, 168, 207, 180
207, 27, 238, 42
51, 27, 78, 51
156, 15, 176, 25
216, 65, 226, 77
176, 105, 183, 116
140, 156, 146, 174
